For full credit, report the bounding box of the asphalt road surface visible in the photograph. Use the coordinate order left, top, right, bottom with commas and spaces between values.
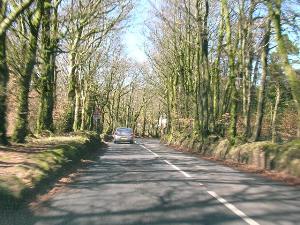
1, 139, 300, 225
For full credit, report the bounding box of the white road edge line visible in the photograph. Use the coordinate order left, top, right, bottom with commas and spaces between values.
140, 144, 192, 178
207, 191, 260, 225
140, 145, 159, 157
140, 144, 260, 225
164, 159, 192, 178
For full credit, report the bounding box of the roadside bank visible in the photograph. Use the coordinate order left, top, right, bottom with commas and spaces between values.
162, 133, 300, 184
0, 132, 101, 208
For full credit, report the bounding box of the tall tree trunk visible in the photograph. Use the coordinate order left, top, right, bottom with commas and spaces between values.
37, 0, 55, 133
221, 0, 238, 144
243, 0, 255, 138
213, 10, 224, 131
64, 52, 77, 132
13, 1, 43, 142
142, 108, 146, 137
166, 88, 172, 134
0, 0, 35, 144
63, 26, 83, 132
0, 2, 8, 145
271, 82, 281, 143
80, 81, 88, 131
0, 32, 8, 144
244, 59, 259, 137
253, 19, 271, 141
73, 87, 81, 131
243, 54, 253, 138
267, 0, 300, 137
194, 0, 204, 138
202, 0, 210, 137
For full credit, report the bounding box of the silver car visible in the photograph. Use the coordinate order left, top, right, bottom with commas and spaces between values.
113, 127, 134, 144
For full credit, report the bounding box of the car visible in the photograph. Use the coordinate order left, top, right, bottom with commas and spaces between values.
113, 127, 134, 144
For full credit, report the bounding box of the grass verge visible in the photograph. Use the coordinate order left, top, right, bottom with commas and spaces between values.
0, 132, 101, 208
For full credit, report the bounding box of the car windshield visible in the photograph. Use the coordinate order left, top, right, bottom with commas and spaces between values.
116, 128, 132, 134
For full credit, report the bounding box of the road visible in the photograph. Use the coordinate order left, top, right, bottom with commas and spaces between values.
1, 139, 300, 225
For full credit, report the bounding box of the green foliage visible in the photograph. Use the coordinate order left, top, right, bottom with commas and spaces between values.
12, 119, 28, 143
265, 139, 300, 176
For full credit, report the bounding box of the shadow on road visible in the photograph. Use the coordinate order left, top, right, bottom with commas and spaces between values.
0, 143, 108, 225
1, 141, 299, 225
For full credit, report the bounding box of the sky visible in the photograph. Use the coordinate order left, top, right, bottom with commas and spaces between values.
123, 0, 152, 63
123, 0, 300, 69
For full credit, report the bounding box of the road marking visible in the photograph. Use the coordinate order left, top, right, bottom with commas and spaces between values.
140, 145, 159, 157
207, 191, 260, 225
140, 143, 260, 225
163, 159, 192, 178
141, 144, 193, 178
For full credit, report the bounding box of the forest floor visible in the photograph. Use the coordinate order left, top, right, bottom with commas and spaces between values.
0, 134, 101, 208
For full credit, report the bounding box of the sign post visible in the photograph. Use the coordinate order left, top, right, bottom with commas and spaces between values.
93, 109, 101, 131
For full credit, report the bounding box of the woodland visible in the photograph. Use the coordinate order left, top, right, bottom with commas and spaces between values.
0, 0, 299, 147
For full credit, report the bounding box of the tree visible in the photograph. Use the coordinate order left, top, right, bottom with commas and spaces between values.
267, 0, 300, 137
11, 0, 44, 142
252, 19, 271, 141
62, 0, 133, 132
36, 0, 61, 133
146, 0, 299, 143
0, 0, 35, 144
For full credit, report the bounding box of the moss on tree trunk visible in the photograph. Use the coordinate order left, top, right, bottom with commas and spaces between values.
0, 33, 8, 145
13, 74, 32, 142
221, 0, 238, 145
268, 0, 300, 137
253, 19, 271, 141
37, 0, 54, 133
13, 1, 43, 142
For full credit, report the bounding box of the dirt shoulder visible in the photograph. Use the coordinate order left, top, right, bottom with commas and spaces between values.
0, 133, 101, 208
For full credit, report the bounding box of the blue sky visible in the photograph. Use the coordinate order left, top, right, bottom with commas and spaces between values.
123, 0, 151, 63
123, 0, 300, 69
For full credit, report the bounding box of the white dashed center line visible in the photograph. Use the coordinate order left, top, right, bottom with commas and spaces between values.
140, 144, 261, 225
